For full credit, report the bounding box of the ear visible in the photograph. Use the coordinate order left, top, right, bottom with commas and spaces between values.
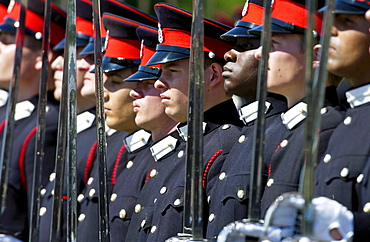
34, 55, 43, 70
313, 44, 321, 69
206, 62, 224, 88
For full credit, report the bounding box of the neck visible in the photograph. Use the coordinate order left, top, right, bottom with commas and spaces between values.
77, 95, 96, 114
151, 121, 178, 141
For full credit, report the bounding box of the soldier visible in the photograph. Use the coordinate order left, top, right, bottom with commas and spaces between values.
246, 0, 343, 216
205, 0, 288, 238
0, 1, 66, 241
0, 0, 10, 121
76, 11, 159, 241
38, 0, 97, 240
108, 23, 179, 241
126, 3, 243, 241
248, 1, 370, 241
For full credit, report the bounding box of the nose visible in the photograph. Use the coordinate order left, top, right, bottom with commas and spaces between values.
77, 58, 90, 71
51, 56, 63, 71
254, 46, 263, 60
130, 86, 143, 99
154, 78, 167, 91
224, 49, 237, 62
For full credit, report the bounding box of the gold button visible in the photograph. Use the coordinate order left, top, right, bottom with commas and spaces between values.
209, 213, 215, 222
207, 196, 211, 204
89, 188, 96, 197
280, 140, 288, 148
111, 193, 117, 202
323, 154, 331, 163
219, 172, 226, 181
141, 219, 146, 228
151, 226, 157, 233
39, 207, 47, 217
119, 209, 126, 219
77, 194, 84, 203
150, 169, 157, 178
238, 135, 246, 143
153, 198, 157, 203
267, 178, 274, 187
363, 202, 370, 213
126, 161, 134, 169
237, 189, 245, 199
40, 188, 46, 197
357, 174, 364, 183
87, 177, 94, 185
343, 116, 352, 125
174, 199, 181, 206
51, 189, 54, 196
78, 214, 86, 222
135, 204, 142, 213
178, 150, 184, 158
49, 173, 56, 182
160, 186, 167, 194
321, 107, 328, 114
340, 168, 349, 178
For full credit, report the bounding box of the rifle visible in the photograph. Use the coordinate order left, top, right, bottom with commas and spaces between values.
299, 0, 336, 237
28, 0, 52, 240
50, 0, 77, 240
91, 0, 110, 241
183, 0, 205, 239
0, 0, 29, 216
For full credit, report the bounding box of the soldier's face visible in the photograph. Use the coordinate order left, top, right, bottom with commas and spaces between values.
78, 53, 96, 100
0, 33, 40, 89
223, 38, 260, 99
155, 59, 190, 123
130, 80, 177, 138
51, 54, 64, 101
255, 33, 306, 107
103, 68, 138, 133
328, 14, 370, 87
52, 46, 86, 102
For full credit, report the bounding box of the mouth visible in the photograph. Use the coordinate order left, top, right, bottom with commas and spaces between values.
132, 102, 140, 112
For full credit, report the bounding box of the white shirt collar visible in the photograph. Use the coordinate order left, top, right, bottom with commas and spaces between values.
150, 135, 178, 161
14, 100, 35, 121
239, 101, 271, 124
0, 89, 8, 107
177, 122, 207, 141
105, 124, 117, 137
77, 111, 95, 134
281, 102, 307, 130
346, 83, 370, 108
124, 129, 151, 153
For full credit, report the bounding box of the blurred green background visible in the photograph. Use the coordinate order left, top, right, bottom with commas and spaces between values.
54, 0, 245, 27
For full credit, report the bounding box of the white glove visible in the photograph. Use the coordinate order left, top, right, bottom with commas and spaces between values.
217, 221, 294, 242
312, 197, 354, 241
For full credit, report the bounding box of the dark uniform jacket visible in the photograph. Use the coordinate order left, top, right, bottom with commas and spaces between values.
205, 93, 287, 239
38, 108, 97, 242
77, 129, 152, 241
126, 99, 243, 242
0, 92, 59, 241
261, 86, 344, 216
315, 83, 370, 241
108, 130, 154, 241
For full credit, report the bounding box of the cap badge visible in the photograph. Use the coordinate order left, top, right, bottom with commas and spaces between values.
104, 30, 109, 51
242, 0, 249, 17
158, 23, 163, 43
140, 39, 144, 59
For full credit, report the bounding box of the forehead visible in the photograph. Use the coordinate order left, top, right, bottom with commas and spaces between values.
160, 58, 190, 69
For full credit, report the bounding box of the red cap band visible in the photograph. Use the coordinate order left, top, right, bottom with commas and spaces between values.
241, 3, 264, 25
272, 0, 323, 34
105, 38, 140, 59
